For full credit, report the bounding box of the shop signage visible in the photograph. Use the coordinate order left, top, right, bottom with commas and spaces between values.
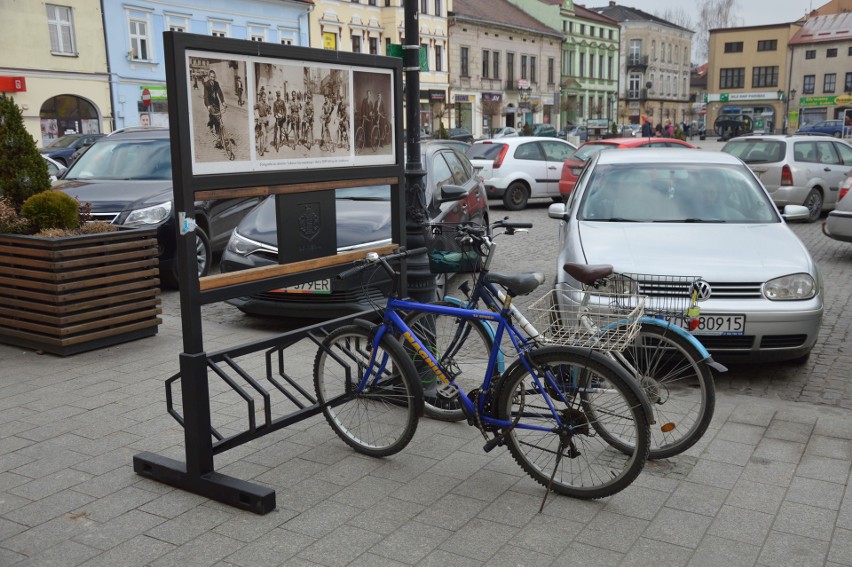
140, 85, 167, 100
704, 91, 781, 103
799, 95, 852, 107
482, 92, 502, 102
517, 79, 530, 90
0, 76, 26, 92
453, 94, 474, 103
429, 90, 445, 103
542, 95, 554, 105
323, 32, 337, 50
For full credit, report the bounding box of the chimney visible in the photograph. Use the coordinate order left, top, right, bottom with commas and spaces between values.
610, 1, 616, 5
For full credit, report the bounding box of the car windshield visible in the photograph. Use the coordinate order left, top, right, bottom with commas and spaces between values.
577, 163, 780, 223
467, 143, 505, 160
492, 128, 507, 135
45, 136, 80, 149
571, 143, 617, 162
64, 139, 172, 180
722, 140, 785, 163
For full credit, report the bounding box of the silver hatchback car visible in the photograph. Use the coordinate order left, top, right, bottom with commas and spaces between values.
548, 148, 824, 363
722, 134, 852, 222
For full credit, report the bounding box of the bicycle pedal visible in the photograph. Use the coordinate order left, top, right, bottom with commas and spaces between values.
436, 382, 458, 399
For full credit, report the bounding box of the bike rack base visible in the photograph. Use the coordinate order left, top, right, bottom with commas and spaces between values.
134, 452, 276, 514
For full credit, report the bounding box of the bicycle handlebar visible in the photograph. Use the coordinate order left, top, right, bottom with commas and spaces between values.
337, 247, 428, 280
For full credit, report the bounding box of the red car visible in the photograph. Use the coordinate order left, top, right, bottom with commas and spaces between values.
558, 137, 696, 198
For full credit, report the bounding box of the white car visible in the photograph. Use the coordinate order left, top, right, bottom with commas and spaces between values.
466, 137, 577, 210
490, 126, 519, 139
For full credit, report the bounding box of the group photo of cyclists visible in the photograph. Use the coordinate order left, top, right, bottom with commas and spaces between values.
253, 63, 350, 161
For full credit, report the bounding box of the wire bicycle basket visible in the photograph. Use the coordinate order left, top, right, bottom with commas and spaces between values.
423, 223, 484, 274
616, 272, 703, 328
528, 286, 645, 353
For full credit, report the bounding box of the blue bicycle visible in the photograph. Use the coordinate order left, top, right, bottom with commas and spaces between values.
314, 247, 653, 500
410, 221, 725, 460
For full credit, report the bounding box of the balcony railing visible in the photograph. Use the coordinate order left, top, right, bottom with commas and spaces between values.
627, 88, 648, 101
626, 54, 649, 68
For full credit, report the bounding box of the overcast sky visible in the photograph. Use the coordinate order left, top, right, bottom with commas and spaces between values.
604, 0, 815, 27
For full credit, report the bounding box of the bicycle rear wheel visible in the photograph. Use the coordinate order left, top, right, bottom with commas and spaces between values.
404, 304, 495, 422
314, 325, 423, 457
496, 346, 650, 499
610, 323, 715, 459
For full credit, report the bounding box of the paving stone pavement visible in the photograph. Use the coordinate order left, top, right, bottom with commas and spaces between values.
2, 138, 852, 566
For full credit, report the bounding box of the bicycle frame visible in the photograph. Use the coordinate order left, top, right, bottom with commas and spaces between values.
363, 297, 579, 434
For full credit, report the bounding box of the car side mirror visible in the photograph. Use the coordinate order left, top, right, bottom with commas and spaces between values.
548, 202, 569, 221
439, 184, 468, 203
782, 204, 810, 222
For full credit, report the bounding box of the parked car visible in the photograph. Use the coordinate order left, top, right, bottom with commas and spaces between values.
221, 141, 489, 318
448, 127, 474, 143
721, 134, 852, 222
548, 148, 822, 363
54, 128, 261, 288
39, 133, 105, 167
467, 137, 577, 210
531, 123, 557, 137
565, 125, 589, 142
42, 155, 66, 184
490, 126, 519, 139
824, 171, 852, 243
617, 124, 641, 138
796, 119, 848, 138
558, 137, 696, 199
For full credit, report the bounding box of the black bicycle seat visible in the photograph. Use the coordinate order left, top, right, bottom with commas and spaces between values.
485, 272, 545, 296
563, 263, 613, 285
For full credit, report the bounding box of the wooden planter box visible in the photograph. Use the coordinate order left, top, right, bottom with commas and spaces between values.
0, 228, 162, 356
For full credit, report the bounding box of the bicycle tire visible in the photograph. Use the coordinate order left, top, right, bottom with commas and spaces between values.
355, 127, 365, 152
404, 303, 495, 422
606, 323, 715, 459
496, 346, 650, 499
314, 325, 423, 457
370, 125, 380, 151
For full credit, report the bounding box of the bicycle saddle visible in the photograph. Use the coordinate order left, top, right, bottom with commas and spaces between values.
485, 272, 545, 296
563, 263, 613, 285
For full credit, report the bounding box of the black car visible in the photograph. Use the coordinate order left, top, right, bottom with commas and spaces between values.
40, 133, 105, 166
54, 128, 261, 287
220, 141, 489, 318
448, 127, 474, 143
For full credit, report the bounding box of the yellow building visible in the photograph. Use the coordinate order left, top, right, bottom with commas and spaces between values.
310, 0, 450, 132
706, 23, 801, 136
0, 0, 112, 147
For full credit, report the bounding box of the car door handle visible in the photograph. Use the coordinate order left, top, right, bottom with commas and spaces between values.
824, 167, 832, 172
548, 166, 558, 170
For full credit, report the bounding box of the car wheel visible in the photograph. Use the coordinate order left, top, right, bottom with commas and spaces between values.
803, 188, 823, 222
161, 227, 212, 289
502, 181, 529, 211
832, 131, 841, 138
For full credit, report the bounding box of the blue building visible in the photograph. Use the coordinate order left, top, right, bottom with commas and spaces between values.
102, 0, 313, 129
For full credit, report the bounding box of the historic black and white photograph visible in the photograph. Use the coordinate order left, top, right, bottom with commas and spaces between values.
253, 63, 349, 161
352, 70, 393, 158
187, 55, 249, 169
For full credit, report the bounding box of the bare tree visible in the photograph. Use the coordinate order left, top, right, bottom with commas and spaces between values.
657, 7, 694, 30
694, 0, 739, 63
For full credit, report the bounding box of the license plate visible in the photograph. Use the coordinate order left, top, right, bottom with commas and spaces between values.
692, 314, 745, 336
271, 279, 332, 294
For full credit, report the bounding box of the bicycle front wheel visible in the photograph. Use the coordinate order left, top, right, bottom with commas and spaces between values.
370, 125, 380, 151
612, 323, 715, 459
496, 347, 650, 499
404, 304, 495, 422
314, 325, 423, 457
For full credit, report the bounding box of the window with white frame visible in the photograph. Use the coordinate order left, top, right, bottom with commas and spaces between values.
166, 14, 189, 32
209, 19, 229, 38
435, 44, 443, 72
249, 25, 267, 42
128, 15, 152, 60
279, 28, 297, 45
628, 71, 640, 98
46, 4, 76, 55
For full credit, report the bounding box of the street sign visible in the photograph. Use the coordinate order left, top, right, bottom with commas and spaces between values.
141, 88, 151, 107
387, 44, 428, 71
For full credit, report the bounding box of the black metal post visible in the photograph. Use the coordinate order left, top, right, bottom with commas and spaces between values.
403, 0, 434, 302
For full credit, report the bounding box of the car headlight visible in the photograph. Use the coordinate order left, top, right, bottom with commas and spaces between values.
763, 273, 816, 301
226, 230, 277, 257
123, 201, 172, 226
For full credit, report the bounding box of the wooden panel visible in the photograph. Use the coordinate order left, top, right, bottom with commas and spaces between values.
200, 243, 398, 291
0, 289, 159, 316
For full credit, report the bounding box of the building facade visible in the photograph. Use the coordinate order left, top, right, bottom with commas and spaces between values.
448, 0, 562, 137
311, 0, 450, 134
102, 0, 312, 131
706, 23, 800, 135
787, 12, 852, 130
0, 0, 112, 146
592, 2, 692, 129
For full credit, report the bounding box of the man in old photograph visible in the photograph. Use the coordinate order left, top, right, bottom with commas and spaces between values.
273, 90, 288, 151
203, 69, 226, 138
254, 90, 271, 155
